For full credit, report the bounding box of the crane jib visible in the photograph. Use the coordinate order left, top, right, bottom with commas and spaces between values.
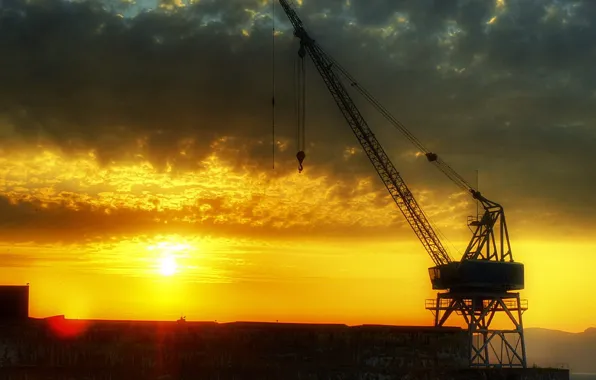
278, 0, 519, 268
299, 27, 451, 267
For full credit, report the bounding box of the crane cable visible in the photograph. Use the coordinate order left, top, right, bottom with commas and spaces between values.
271, 0, 276, 169
319, 48, 467, 258
329, 57, 468, 256
286, 13, 461, 260
324, 53, 475, 193
294, 53, 306, 172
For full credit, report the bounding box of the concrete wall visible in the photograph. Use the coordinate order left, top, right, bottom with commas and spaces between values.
0, 319, 568, 380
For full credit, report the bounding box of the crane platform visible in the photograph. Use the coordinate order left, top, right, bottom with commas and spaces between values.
429, 260, 525, 291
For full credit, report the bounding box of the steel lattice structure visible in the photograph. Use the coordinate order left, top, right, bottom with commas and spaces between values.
278, 0, 527, 368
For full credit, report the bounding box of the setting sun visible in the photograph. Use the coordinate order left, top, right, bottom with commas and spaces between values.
159, 256, 177, 276
147, 241, 194, 277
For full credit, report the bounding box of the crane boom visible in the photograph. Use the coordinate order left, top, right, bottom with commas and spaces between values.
278, 0, 451, 267
279, 0, 517, 266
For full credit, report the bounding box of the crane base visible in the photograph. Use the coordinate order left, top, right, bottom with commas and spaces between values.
426, 291, 527, 368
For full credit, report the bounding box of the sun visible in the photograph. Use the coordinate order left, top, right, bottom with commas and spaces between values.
159, 256, 177, 276
148, 240, 194, 277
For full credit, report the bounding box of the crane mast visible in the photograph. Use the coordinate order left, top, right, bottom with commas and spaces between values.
278, 0, 527, 368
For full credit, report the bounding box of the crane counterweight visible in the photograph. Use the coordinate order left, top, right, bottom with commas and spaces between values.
430, 261, 524, 292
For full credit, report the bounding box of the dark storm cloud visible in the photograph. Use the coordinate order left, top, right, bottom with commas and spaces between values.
0, 0, 298, 170
0, 0, 595, 229
348, 0, 463, 28
303, 0, 596, 226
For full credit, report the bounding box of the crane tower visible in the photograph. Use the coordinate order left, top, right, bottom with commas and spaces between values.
277, 0, 527, 368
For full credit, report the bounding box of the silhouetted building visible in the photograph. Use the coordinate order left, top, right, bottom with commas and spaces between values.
0, 284, 29, 320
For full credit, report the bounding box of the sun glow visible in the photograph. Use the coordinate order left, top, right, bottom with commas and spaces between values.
159, 255, 177, 276
149, 241, 192, 277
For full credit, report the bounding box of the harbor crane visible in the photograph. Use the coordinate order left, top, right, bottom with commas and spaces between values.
277, 0, 527, 368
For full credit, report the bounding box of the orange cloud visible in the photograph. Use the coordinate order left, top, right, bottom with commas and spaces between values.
0, 145, 475, 244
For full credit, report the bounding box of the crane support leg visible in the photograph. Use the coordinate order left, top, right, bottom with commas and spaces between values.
426, 292, 528, 368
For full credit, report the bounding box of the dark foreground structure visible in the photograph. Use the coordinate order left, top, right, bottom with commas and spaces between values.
0, 285, 29, 320
0, 317, 568, 380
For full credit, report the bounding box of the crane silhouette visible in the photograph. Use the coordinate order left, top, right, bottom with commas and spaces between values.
277, 0, 527, 368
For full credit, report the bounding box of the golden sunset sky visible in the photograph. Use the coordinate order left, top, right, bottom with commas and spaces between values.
0, 0, 594, 333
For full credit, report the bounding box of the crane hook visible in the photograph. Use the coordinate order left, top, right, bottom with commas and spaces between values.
296, 150, 306, 173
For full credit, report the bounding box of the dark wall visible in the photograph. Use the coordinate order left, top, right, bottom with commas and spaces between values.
0, 320, 467, 376
0, 285, 29, 320
0, 320, 568, 379
0, 365, 571, 380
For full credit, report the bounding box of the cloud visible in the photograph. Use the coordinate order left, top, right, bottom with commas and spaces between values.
0, 149, 472, 244
0, 0, 593, 249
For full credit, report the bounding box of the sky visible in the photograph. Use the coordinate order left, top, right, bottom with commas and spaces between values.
0, 0, 594, 332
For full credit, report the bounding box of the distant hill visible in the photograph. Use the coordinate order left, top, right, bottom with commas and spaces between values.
525, 327, 596, 373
